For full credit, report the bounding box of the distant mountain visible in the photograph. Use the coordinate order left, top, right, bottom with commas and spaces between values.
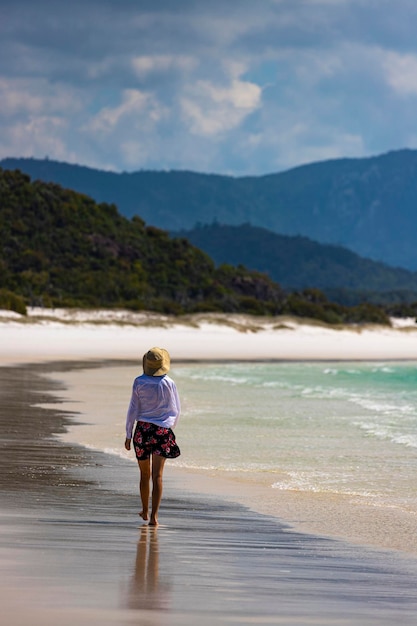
174, 223, 417, 302
2, 149, 417, 269
0, 167, 391, 324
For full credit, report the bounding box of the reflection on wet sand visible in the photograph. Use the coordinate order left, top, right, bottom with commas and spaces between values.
127, 526, 171, 615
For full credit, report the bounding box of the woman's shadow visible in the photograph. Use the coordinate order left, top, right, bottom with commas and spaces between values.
126, 525, 171, 613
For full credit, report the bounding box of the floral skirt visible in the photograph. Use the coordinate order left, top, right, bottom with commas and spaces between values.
133, 420, 181, 460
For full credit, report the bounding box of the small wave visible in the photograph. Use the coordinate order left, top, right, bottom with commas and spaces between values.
188, 373, 249, 385
301, 385, 346, 399
352, 397, 415, 415
80, 443, 136, 462
354, 421, 417, 448
103, 446, 134, 459
390, 434, 417, 448
260, 381, 290, 388
174, 459, 282, 472
271, 472, 378, 499
354, 421, 391, 439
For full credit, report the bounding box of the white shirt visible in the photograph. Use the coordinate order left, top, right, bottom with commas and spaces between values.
125, 374, 181, 438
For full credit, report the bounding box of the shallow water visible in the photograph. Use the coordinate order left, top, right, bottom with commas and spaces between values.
175, 362, 417, 500
48, 360, 417, 552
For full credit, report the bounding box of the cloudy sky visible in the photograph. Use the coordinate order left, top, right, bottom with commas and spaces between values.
2, 0, 417, 175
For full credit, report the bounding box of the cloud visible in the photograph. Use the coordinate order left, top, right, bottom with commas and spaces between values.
0, 78, 82, 117
382, 51, 417, 96
131, 55, 197, 79
181, 78, 262, 136
82, 89, 170, 169
0, 76, 84, 163
1, 0, 417, 174
0, 116, 73, 163
88, 89, 163, 133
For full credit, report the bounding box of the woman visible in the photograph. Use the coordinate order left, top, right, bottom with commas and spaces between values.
125, 347, 181, 526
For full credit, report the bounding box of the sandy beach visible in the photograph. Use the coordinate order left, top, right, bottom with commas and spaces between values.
2, 309, 417, 624
1, 307, 417, 364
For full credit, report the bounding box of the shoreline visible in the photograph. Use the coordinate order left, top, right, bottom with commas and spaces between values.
38, 358, 417, 557
2, 304, 417, 558
170, 464, 417, 556
3, 361, 417, 624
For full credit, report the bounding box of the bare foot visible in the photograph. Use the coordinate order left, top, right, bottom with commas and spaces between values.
139, 510, 149, 521
148, 517, 158, 526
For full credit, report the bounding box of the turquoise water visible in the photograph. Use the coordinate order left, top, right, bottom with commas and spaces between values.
173, 362, 417, 507
53, 360, 417, 546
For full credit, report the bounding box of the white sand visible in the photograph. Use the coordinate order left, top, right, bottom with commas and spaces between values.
3, 307, 417, 557
1, 307, 417, 365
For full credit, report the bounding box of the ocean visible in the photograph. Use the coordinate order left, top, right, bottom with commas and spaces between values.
48, 360, 417, 552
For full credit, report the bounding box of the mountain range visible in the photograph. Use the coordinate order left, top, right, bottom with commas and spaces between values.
2, 149, 417, 270
0, 167, 390, 325
174, 223, 417, 305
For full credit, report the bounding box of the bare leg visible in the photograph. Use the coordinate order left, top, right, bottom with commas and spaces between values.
138, 459, 151, 521
149, 455, 166, 526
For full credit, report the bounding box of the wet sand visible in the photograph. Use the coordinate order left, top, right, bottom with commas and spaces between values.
2, 362, 417, 625
51, 361, 417, 556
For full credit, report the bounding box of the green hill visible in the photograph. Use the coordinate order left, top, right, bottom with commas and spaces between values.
0, 168, 287, 316
0, 168, 389, 325
3, 150, 417, 270
175, 223, 417, 303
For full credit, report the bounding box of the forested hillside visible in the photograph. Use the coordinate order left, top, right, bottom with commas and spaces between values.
175, 223, 417, 304
0, 168, 390, 325
3, 150, 417, 269
0, 169, 287, 316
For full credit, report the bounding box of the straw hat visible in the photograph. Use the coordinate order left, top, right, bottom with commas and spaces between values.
143, 347, 170, 376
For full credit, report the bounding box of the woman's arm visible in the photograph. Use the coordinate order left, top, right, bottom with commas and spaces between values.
125, 382, 140, 444
171, 382, 181, 428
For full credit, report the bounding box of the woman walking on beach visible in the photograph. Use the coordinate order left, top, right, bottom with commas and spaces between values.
125, 347, 181, 526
